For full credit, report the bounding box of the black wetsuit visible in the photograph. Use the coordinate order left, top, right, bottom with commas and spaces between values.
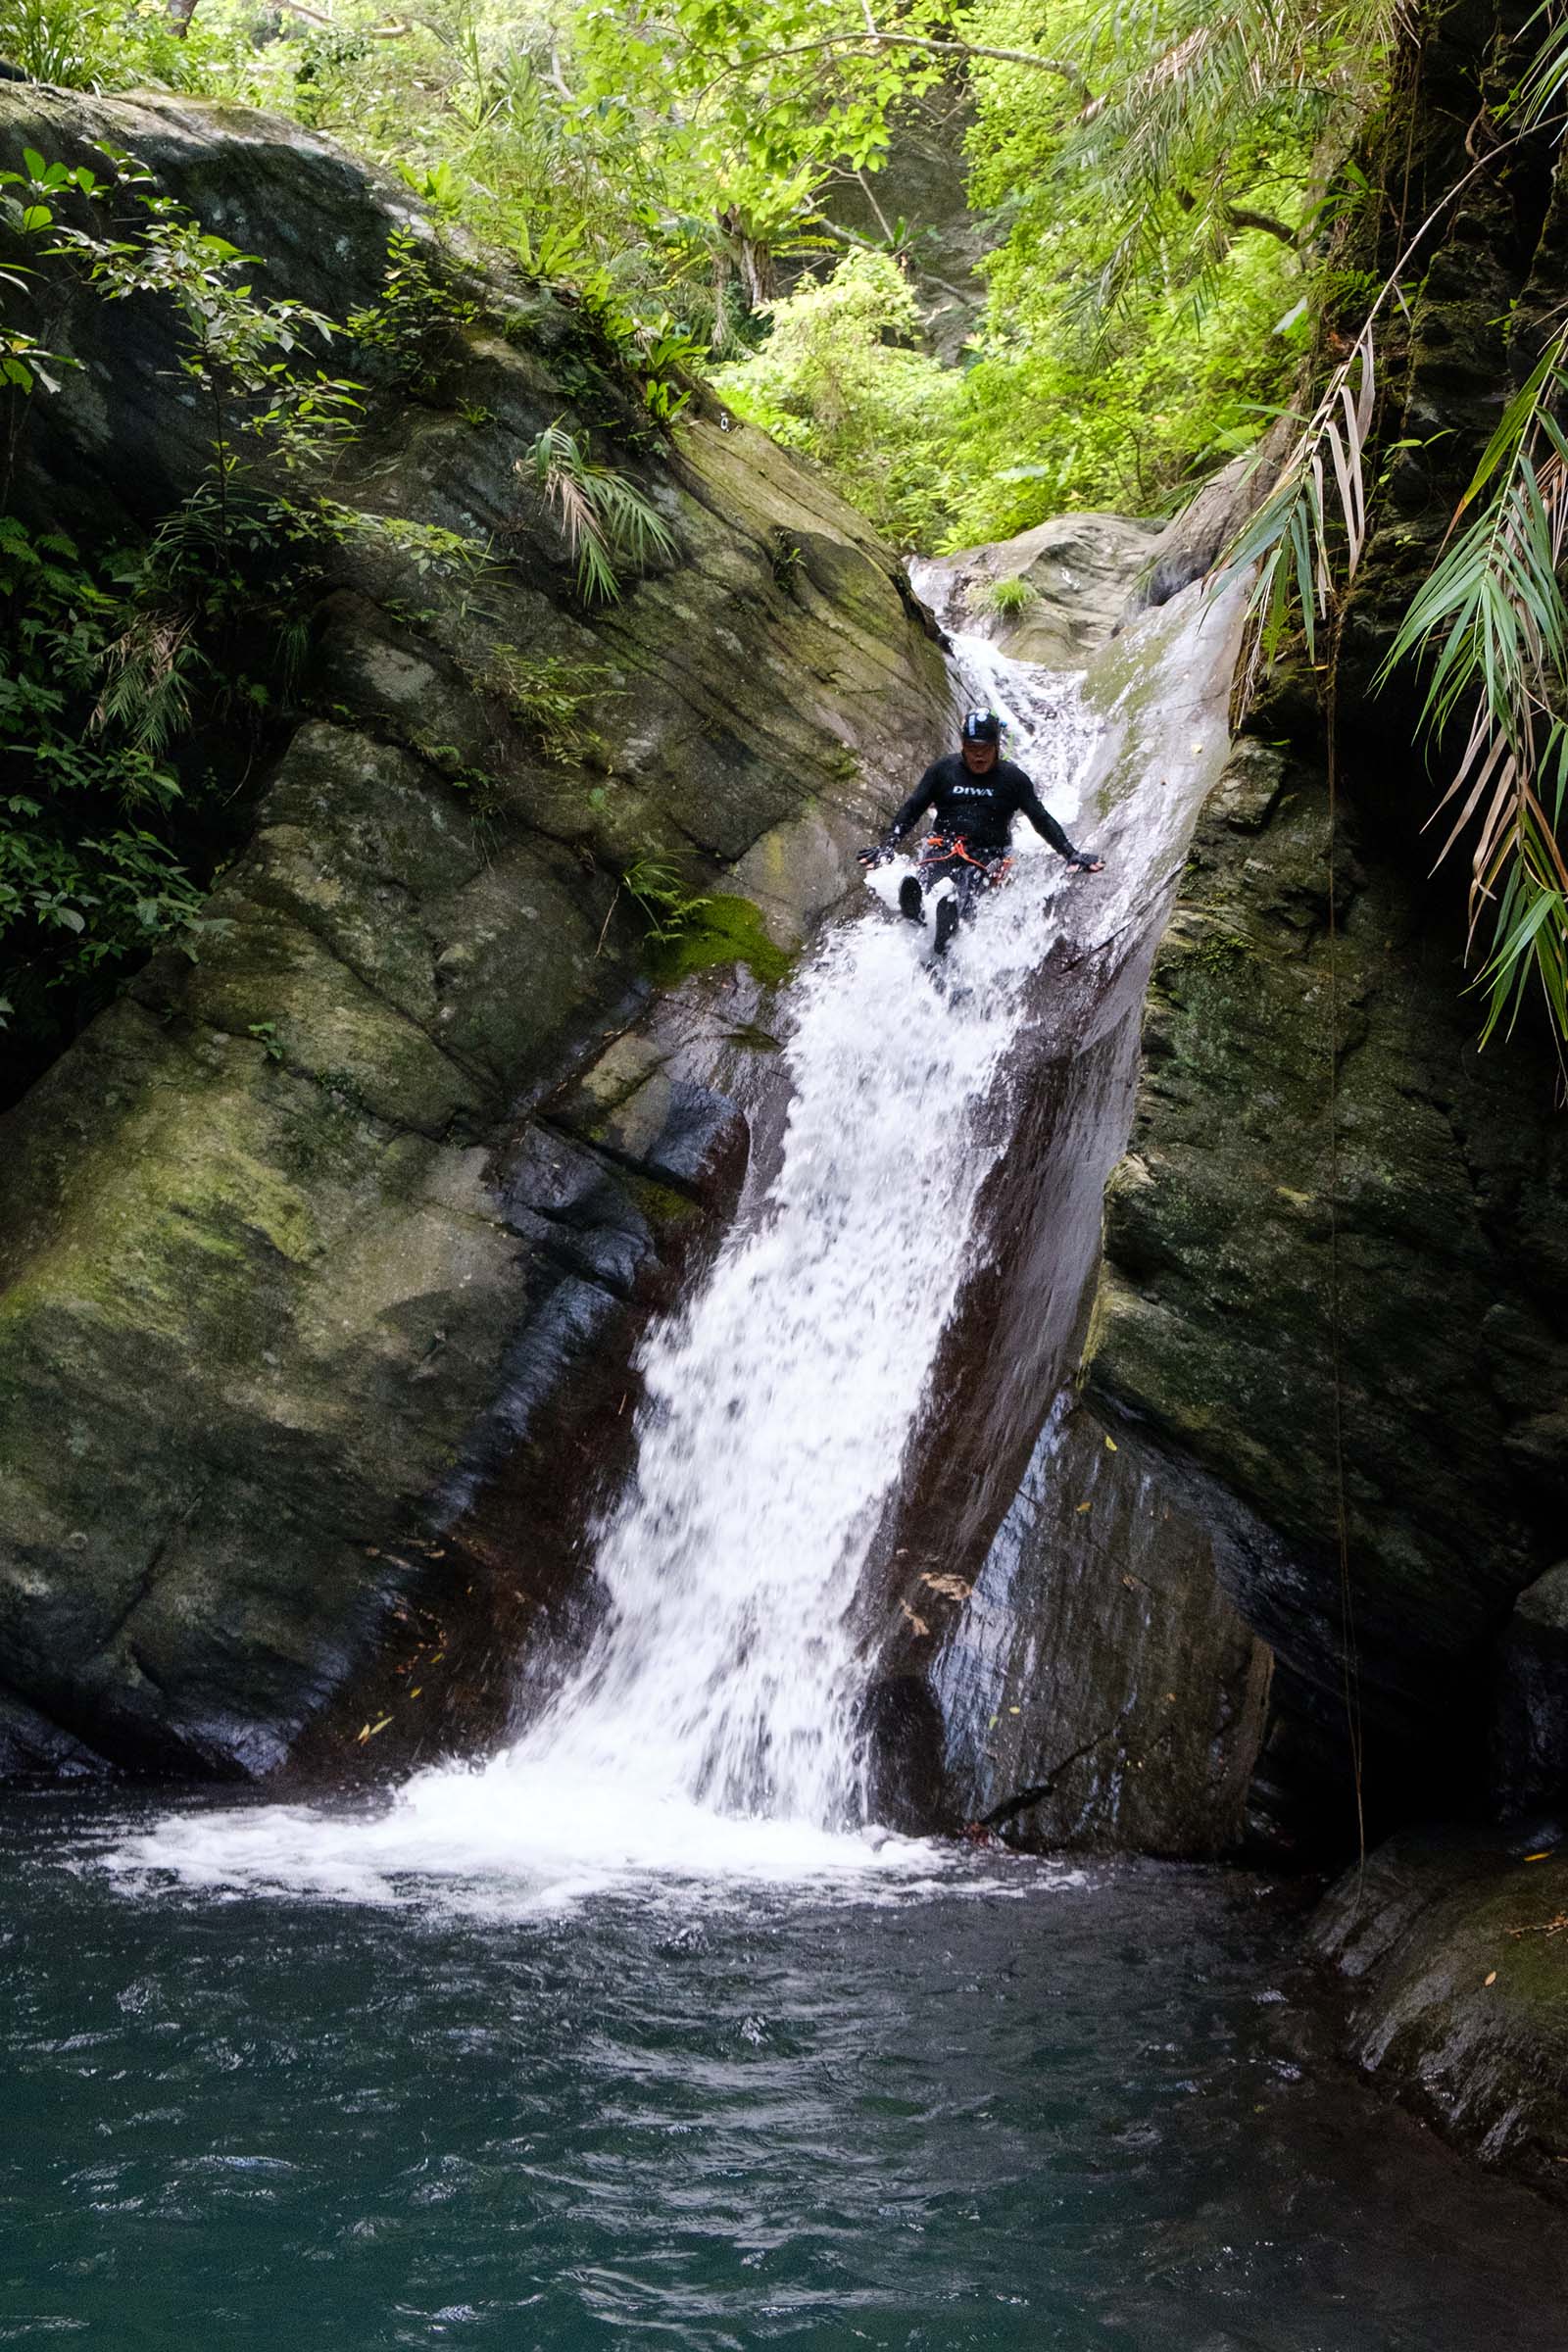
888, 755, 1082, 859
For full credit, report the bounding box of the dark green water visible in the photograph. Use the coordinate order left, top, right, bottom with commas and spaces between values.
5, 1791, 1568, 2350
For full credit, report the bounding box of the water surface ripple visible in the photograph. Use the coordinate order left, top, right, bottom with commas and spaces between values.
8, 1795, 1568, 2350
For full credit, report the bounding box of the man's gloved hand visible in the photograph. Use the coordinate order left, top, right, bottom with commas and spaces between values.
1068, 852, 1105, 874
858, 837, 898, 869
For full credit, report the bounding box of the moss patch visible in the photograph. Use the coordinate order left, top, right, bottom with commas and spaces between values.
642, 894, 795, 990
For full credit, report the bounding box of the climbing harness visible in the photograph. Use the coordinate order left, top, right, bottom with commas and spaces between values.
918, 833, 1015, 888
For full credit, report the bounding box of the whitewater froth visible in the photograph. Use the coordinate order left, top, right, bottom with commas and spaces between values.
107, 643, 1099, 1907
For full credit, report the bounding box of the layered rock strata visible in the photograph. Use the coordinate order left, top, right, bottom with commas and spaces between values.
0, 86, 951, 1777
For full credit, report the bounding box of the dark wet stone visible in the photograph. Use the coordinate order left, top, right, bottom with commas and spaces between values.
1494, 1565, 1568, 1820
1316, 1827, 1568, 2190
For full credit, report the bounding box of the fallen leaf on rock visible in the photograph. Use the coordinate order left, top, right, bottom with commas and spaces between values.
1485, 1971, 1497, 1986
1076, 1500, 1092, 1514
1104, 1436, 1118, 1452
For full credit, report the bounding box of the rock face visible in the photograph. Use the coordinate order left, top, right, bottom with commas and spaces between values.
1047, 0, 1568, 2164
1316, 1831, 1568, 2186
928, 1399, 1274, 1854
1086, 732, 1568, 1840
914, 514, 1164, 663
0, 87, 951, 1778
803, 84, 993, 364
1494, 1567, 1568, 1818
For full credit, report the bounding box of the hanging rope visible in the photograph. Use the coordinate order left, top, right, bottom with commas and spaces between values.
1323, 620, 1367, 1876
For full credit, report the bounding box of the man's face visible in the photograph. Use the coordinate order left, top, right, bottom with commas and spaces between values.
960, 737, 999, 773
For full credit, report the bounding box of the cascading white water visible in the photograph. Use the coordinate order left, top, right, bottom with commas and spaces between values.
476, 646, 1096, 1832
109, 636, 1123, 1909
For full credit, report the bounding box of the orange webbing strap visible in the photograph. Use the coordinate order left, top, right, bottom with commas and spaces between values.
924, 832, 983, 867
924, 833, 1012, 882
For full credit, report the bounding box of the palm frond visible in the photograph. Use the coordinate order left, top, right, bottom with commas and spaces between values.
1512, 0, 1568, 128
1063, 0, 1392, 318
521, 420, 676, 605
1212, 320, 1375, 687
1379, 339, 1568, 1044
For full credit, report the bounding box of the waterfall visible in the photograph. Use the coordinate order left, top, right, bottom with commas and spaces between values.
108, 576, 1243, 1909
466, 644, 1096, 1832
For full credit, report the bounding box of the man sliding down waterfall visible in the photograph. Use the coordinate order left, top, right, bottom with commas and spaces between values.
858, 708, 1104, 956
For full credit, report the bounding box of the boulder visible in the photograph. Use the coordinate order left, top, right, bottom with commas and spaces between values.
1317, 1828, 1568, 2189
0, 86, 952, 1778
1494, 1565, 1568, 1820
913, 514, 1163, 664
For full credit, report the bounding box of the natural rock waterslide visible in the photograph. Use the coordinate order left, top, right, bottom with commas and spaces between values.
111, 514, 1261, 1903
0, 87, 1271, 1837
7, 51, 1568, 2202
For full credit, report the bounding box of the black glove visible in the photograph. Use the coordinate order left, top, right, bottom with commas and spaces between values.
858, 836, 899, 869
1067, 851, 1104, 873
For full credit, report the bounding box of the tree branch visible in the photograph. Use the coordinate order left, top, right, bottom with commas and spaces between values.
812, 216, 975, 303
1174, 186, 1298, 248
697, 32, 1093, 108
1225, 203, 1299, 247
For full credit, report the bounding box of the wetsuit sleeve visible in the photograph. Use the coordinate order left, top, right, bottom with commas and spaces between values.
886, 763, 942, 843
1016, 780, 1080, 859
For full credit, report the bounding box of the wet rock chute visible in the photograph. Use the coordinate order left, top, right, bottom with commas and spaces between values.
116, 539, 1249, 1900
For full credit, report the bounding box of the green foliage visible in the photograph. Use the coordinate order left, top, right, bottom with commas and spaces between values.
0, 151, 371, 1073
467, 646, 617, 762
0, 153, 89, 402
523, 419, 676, 603
1028, 0, 1396, 323
248, 1019, 285, 1061
0, 519, 208, 1048
641, 891, 794, 988
713, 250, 960, 546
0, 0, 116, 87
618, 855, 710, 946
979, 574, 1036, 615
345, 227, 478, 397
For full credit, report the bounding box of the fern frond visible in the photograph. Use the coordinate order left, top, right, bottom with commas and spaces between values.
89, 613, 195, 757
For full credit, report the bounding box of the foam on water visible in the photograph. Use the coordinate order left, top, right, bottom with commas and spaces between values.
108, 644, 1099, 1913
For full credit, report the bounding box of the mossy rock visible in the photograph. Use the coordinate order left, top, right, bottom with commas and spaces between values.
642, 895, 795, 990
0, 82, 952, 1780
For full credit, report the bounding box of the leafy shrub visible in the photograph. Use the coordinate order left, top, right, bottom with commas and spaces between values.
979, 575, 1035, 615
711, 250, 962, 548
0, 520, 208, 1055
